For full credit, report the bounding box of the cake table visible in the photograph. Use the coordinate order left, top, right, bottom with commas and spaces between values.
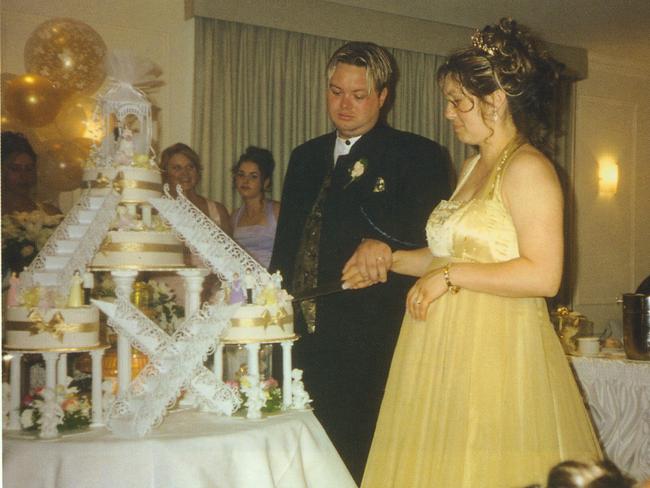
3, 409, 357, 488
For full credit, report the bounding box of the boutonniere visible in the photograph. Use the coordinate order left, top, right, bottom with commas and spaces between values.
372, 177, 385, 193
344, 158, 368, 189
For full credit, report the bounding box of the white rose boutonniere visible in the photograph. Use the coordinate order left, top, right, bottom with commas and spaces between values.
344, 158, 368, 189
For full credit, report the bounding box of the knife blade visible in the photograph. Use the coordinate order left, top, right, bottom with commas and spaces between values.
291, 281, 347, 302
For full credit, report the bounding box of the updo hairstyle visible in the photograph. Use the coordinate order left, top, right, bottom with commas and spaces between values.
437, 18, 561, 155
1, 131, 37, 164
232, 146, 276, 189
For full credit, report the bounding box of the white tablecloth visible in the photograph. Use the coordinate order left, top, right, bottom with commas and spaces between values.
3, 409, 357, 488
570, 355, 650, 480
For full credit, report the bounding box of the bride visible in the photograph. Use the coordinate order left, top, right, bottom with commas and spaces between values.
343, 18, 602, 488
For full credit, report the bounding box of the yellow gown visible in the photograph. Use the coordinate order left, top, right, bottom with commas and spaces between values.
361, 154, 601, 488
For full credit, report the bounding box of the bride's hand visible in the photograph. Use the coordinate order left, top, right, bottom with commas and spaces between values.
406, 267, 447, 320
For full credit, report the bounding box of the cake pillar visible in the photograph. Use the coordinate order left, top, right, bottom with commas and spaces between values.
111, 270, 138, 394
90, 349, 105, 426
281, 341, 293, 410
213, 343, 224, 379
141, 204, 152, 227
8, 353, 23, 430
245, 343, 261, 379
56, 353, 68, 390
42, 352, 59, 392
177, 268, 208, 317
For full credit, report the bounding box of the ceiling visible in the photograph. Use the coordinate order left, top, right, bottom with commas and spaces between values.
332, 0, 650, 72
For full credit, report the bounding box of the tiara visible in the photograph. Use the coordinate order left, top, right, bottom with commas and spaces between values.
471, 30, 496, 56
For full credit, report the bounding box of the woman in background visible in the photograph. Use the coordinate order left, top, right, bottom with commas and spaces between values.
159, 143, 231, 301
2, 131, 60, 216
2, 131, 62, 277
346, 18, 602, 487
160, 143, 232, 235
231, 146, 279, 268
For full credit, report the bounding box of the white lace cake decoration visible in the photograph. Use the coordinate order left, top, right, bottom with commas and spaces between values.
150, 185, 270, 287
20, 188, 121, 299
93, 296, 241, 438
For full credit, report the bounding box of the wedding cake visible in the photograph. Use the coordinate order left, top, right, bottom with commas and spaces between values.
3, 64, 307, 439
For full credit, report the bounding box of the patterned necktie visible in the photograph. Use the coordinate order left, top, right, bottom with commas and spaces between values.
292, 162, 337, 334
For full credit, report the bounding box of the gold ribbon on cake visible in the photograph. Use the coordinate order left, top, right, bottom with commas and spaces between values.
84, 171, 162, 194
90, 172, 111, 188
3, 309, 97, 342
231, 307, 291, 331
113, 171, 162, 193
98, 242, 184, 253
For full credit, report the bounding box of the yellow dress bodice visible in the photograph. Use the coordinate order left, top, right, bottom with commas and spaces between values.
426, 154, 519, 263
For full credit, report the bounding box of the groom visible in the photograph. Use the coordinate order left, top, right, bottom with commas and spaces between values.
270, 41, 450, 483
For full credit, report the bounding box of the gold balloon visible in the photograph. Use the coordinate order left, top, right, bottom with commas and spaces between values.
24, 18, 107, 94
4, 74, 64, 127
55, 95, 98, 140
39, 138, 88, 192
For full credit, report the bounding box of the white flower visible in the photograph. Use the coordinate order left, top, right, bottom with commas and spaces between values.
344, 158, 368, 189
350, 161, 365, 178
20, 408, 35, 428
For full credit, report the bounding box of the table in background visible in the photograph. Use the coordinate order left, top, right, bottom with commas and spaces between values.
570, 355, 650, 481
3, 409, 357, 488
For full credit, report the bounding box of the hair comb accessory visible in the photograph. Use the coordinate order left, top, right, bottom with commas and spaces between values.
471, 30, 497, 56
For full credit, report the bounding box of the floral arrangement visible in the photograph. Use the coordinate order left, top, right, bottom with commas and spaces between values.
149, 279, 185, 334
91, 274, 184, 334
1, 209, 63, 274
20, 380, 91, 433
227, 376, 283, 414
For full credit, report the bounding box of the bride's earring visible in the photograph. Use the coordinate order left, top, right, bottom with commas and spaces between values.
492, 109, 499, 122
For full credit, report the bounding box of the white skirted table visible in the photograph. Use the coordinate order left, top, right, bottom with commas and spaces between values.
569, 355, 650, 481
3, 409, 356, 488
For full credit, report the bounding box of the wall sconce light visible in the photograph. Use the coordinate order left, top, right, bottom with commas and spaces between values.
598, 157, 618, 197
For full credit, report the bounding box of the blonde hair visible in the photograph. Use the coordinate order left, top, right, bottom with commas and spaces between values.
326, 41, 394, 95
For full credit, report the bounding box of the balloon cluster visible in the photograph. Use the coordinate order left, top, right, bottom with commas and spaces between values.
2, 18, 107, 198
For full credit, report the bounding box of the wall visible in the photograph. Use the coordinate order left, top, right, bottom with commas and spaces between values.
573, 56, 650, 334
2, 1, 648, 334
1, 0, 195, 170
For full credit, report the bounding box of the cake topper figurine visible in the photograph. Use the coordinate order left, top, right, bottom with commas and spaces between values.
244, 269, 255, 304
290, 369, 312, 410
37, 388, 64, 439
7, 272, 20, 307
67, 270, 84, 308
229, 273, 246, 304
83, 271, 95, 305
114, 126, 135, 165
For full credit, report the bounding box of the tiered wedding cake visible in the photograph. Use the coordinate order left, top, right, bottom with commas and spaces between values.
3, 72, 307, 438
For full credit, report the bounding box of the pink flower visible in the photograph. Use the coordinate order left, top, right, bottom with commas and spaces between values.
22, 394, 34, 406
262, 377, 278, 389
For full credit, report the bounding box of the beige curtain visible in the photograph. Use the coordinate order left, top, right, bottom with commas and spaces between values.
193, 18, 469, 210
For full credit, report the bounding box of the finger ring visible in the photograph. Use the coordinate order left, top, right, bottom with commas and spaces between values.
415, 299, 422, 304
